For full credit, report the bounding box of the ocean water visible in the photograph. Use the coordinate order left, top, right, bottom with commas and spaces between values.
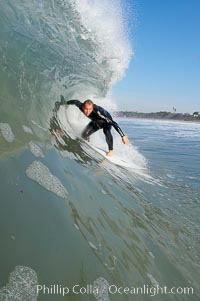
0, 1, 200, 301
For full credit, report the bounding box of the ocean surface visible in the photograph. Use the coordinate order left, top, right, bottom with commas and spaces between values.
0, 1, 199, 301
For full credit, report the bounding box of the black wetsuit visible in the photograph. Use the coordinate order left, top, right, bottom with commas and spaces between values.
66, 99, 125, 151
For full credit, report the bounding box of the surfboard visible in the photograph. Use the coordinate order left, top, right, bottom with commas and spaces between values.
81, 139, 145, 170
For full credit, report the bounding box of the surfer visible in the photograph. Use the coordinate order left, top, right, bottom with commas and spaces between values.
55, 95, 129, 156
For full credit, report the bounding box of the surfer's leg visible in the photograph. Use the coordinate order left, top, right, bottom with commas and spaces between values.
81, 121, 99, 141
103, 125, 113, 151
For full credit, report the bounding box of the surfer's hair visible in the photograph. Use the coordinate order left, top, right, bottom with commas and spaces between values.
83, 99, 94, 106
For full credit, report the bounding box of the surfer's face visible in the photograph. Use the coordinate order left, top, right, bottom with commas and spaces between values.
83, 103, 93, 116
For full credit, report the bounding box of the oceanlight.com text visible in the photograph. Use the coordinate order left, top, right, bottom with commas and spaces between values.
108, 284, 194, 296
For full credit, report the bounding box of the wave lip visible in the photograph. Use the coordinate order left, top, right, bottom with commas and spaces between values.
71, 0, 133, 84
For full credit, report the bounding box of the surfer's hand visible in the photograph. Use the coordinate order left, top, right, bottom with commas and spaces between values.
60, 95, 66, 105
55, 101, 60, 112
122, 136, 129, 145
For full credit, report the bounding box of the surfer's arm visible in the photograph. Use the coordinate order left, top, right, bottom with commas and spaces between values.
56, 95, 82, 109
103, 115, 130, 144
109, 120, 130, 144
54, 95, 81, 112
66, 99, 82, 109
96, 107, 129, 144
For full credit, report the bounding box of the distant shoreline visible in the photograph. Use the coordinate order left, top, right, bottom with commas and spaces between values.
114, 111, 200, 123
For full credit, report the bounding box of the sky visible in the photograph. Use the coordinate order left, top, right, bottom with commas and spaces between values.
112, 0, 200, 113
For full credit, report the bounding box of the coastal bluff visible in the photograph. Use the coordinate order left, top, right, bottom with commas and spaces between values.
114, 111, 200, 122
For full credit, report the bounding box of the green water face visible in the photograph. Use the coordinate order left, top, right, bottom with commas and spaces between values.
0, 143, 199, 301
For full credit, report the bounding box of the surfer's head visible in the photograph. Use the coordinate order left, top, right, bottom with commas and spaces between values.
82, 99, 94, 116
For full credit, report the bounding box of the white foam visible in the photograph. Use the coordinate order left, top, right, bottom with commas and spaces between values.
57, 105, 86, 138
29, 142, 44, 158
89, 241, 98, 250
149, 252, 155, 259
22, 125, 33, 134
26, 160, 68, 198
90, 132, 147, 170
31, 120, 48, 132
134, 119, 200, 139
0, 123, 15, 143
93, 277, 110, 301
147, 273, 159, 287
71, 0, 132, 84
0, 266, 38, 301
101, 189, 107, 195
74, 223, 80, 230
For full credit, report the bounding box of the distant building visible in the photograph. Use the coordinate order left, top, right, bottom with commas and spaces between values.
193, 111, 199, 117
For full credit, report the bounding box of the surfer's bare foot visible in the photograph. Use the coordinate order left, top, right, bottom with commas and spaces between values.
57, 129, 65, 137
106, 150, 113, 157
52, 134, 57, 141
